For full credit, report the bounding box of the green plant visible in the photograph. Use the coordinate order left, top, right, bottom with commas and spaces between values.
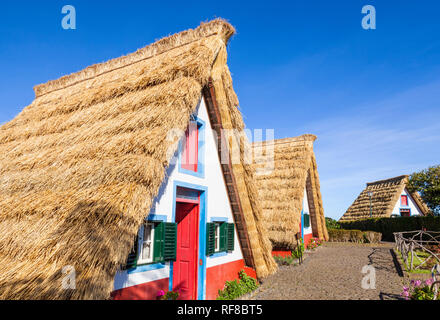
325, 217, 341, 229
216, 270, 259, 300
401, 279, 436, 300
157, 289, 179, 300
308, 237, 322, 250
273, 254, 297, 266
291, 238, 304, 258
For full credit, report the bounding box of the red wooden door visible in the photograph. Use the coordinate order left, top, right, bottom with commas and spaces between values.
173, 202, 199, 300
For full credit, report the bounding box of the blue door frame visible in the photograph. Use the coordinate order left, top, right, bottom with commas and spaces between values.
170, 180, 208, 300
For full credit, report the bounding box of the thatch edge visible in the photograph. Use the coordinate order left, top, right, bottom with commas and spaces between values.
34, 19, 235, 98
340, 175, 432, 221
251, 134, 328, 248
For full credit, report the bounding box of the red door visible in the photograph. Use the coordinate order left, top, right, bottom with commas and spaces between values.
173, 202, 199, 300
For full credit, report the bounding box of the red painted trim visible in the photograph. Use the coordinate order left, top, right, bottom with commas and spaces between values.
243, 266, 257, 279
205, 259, 256, 300
111, 278, 169, 300
272, 250, 292, 258
304, 233, 313, 249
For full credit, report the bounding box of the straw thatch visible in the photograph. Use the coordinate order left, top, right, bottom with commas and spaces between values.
0, 19, 276, 300
339, 175, 431, 222
251, 135, 329, 250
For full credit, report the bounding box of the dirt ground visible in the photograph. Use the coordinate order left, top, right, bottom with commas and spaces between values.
248, 242, 407, 300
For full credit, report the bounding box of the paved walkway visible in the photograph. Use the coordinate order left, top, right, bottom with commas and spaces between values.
249, 242, 406, 300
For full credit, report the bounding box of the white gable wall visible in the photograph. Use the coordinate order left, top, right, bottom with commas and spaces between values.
391, 188, 423, 216
114, 96, 244, 292
302, 187, 313, 235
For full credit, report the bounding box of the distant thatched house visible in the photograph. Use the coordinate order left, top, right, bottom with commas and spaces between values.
252, 135, 329, 253
339, 175, 431, 222
0, 19, 277, 300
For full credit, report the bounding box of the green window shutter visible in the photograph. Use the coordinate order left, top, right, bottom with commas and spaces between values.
125, 234, 139, 269
163, 223, 177, 261
227, 223, 235, 252
153, 222, 165, 263
304, 213, 310, 228
206, 223, 216, 256
219, 223, 227, 252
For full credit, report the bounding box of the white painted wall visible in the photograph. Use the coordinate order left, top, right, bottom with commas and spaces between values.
114, 96, 244, 291
302, 187, 313, 235
391, 188, 423, 216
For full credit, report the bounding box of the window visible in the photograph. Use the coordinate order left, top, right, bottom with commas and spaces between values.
206, 222, 235, 256
400, 209, 411, 217
138, 222, 154, 265
181, 121, 199, 172
124, 221, 177, 269
303, 213, 310, 228
401, 195, 408, 206
214, 223, 220, 252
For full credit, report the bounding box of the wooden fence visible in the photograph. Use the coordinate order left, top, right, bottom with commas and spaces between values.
394, 230, 440, 299
394, 230, 440, 271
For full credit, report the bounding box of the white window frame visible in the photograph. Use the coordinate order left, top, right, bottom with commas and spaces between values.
214, 223, 221, 253
137, 222, 155, 265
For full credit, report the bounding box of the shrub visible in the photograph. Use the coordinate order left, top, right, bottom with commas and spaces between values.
308, 237, 322, 250
349, 230, 364, 243
328, 229, 382, 243
217, 270, 259, 300
340, 216, 440, 241
364, 231, 382, 243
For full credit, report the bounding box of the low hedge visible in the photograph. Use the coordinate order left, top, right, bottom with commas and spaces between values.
328, 229, 382, 243
340, 216, 440, 241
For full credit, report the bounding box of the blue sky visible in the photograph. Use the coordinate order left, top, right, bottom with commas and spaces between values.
1, 1, 439, 220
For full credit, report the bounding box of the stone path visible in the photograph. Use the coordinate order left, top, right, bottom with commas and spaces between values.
249, 242, 406, 300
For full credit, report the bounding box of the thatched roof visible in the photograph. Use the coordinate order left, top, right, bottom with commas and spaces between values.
339, 175, 431, 221
0, 19, 276, 300
251, 135, 329, 249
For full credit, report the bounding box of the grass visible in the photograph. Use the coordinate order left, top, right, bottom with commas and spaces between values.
273, 254, 299, 266
396, 249, 438, 274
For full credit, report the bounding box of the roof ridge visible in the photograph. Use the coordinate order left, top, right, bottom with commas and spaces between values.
34, 18, 235, 98
252, 134, 317, 147
366, 175, 409, 186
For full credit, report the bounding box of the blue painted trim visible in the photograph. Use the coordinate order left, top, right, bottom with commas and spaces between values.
170, 180, 208, 300
210, 251, 228, 258
127, 263, 165, 274
178, 117, 205, 179
210, 217, 228, 222
301, 209, 304, 239
147, 214, 167, 222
